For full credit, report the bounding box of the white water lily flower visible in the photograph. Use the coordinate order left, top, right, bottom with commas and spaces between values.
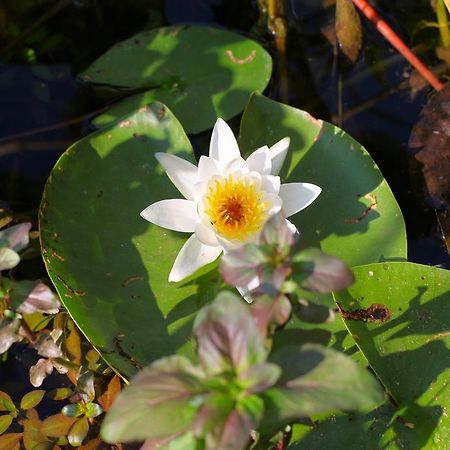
141, 119, 321, 283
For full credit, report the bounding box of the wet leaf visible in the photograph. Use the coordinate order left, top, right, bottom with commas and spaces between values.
49, 388, 73, 401
336, 0, 362, 63
61, 404, 84, 418
0, 433, 22, 450
20, 390, 46, 410
67, 417, 89, 447
101, 355, 205, 443
0, 415, 13, 435
41, 414, 77, 438
97, 375, 121, 412
80, 25, 272, 134
193, 291, 266, 375
261, 344, 384, 433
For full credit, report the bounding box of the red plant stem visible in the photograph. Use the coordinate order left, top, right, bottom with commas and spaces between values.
351, 0, 444, 91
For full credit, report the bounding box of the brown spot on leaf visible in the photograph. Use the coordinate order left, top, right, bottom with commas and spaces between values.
337, 302, 390, 323
225, 49, 256, 64
344, 193, 377, 224
119, 120, 133, 128
56, 274, 86, 297
52, 250, 65, 262
121, 275, 144, 287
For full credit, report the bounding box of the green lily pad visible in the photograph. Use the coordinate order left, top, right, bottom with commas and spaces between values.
333, 262, 450, 448
238, 93, 407, 266
80, 25, 272, 134
39, 103, 223, 378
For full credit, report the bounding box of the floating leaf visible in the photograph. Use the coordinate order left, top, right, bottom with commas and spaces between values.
97, 375, 121, 412
0, 392, 16, 413
336, 0, 363, 62
62, 404, 84, 418
84, 403, 103, 419
80, 25, 272, 134
20, 390, 46, 410
49, 388, 73, 401
334, 262, 450, 447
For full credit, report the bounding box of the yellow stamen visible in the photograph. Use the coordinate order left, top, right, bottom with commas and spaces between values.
205, 175, 270, 241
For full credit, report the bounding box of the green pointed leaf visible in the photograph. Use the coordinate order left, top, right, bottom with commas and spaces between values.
39, 103, 223, 377
84, 402, 103, 419
67, 416, 89, 447
20, 390, 45, 410
0, 392, 16, 413
0, 415, 13, 435
334, 262, 450, 447
238, 93, 407, 266
101, 355, 205, 444
193, 291, 266, 375
81, 25, 272, 134
261, 344, 384, 432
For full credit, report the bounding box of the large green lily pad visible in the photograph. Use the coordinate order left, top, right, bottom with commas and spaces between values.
80, 25, 272, 134
238, 93, 407, 266
39, 104, 223, 377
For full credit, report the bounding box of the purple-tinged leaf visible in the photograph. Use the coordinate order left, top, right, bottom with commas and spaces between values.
101, 355, 205, 444
240, 363, 281, 394
34, 334, 62, 359
11, 281, 60, 314
29, 358, 54, 387
20, 390, 45, 410
193, 292, 266, 375
259, 213, 297, 248
0, 248, 20, 271
140, 432, 198, 450
295, 299, 335, 324
252, 295, 292, 334
293, 248, 354, 293
68, 416, 89, 447
0, 223, 31, 252
77, 371, 95, 402
261, 344, 384, 432
0, 414, 13, 435
0, 318, 21, 353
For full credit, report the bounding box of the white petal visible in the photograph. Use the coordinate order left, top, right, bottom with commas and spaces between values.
261, 175, 281, 194
195, 221, 219, 246
224, 157, 248, 175
140, 199, 198, 232
198, 156, 221, 182
155, 153, 198, 200
246, 146, 271, 174
169, 235, 222, 282
209, 119, 241, 167
270, 137, 290, 175
280, 183, 321, 217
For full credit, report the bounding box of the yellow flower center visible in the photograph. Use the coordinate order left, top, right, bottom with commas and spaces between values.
205, 175, 270, 241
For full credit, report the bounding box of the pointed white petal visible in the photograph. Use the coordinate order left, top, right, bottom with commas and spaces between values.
224, 157, 248, 175
270, 137, 290, 175
209, 119, 240, 167
279, 183, 321, 217
246, 146, 271, 174
155, 153, 198, 200
195, 221, 219, 246
261, 175, 281, 194
169, 235, 222, 282
140, 199, 198, 232
198, 156, 221, 182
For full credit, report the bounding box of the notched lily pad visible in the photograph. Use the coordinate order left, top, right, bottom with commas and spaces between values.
80, 25, 272, 134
